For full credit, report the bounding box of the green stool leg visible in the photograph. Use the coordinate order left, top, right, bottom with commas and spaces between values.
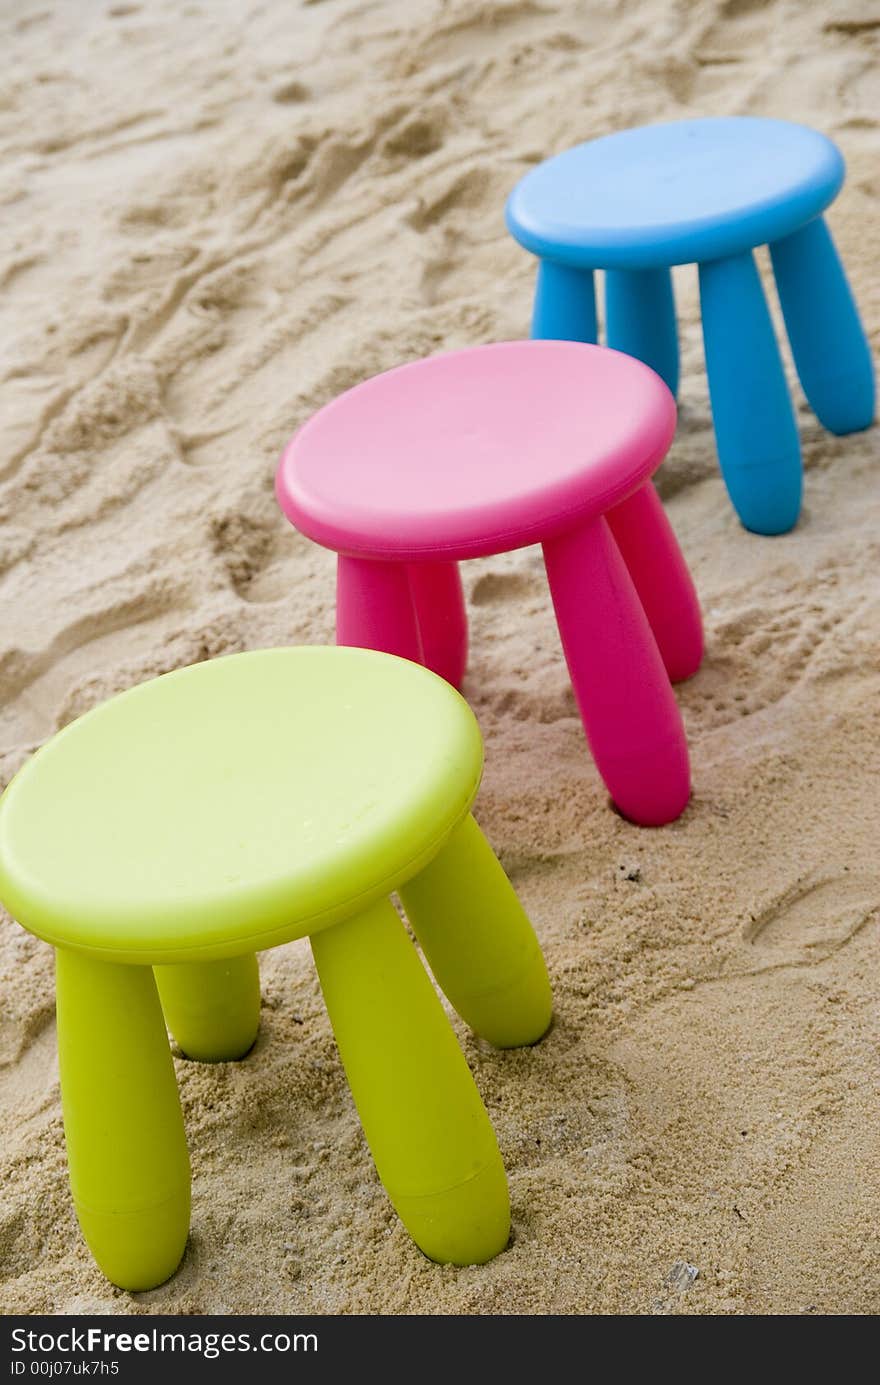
56, 948, 191, 1291
154, 954, 261, 1061
399, 813, 552, 1049
310, 896, 509, 1265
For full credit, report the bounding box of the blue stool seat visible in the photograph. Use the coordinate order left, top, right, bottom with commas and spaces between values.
506, 118, 843, 270
507, 117, 875, 536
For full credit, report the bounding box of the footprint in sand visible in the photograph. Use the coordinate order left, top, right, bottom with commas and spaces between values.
470, 568, 541, 607
743, 875, 878, 957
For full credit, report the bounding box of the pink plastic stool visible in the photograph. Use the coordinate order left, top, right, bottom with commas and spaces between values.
276, 341, 703, 826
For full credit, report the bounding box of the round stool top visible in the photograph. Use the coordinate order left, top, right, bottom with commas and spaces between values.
0, 648, 482, 964
506, 117, 844, 269
276, 341, 675, 561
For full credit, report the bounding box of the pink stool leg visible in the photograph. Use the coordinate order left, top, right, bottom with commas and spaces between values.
542, 516, 691, 826
336, 555, 424, 663
606, 482, 703, 683
407, 561, 468, 688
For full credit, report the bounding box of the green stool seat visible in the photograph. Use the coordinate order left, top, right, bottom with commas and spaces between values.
0, 647, 552, 1290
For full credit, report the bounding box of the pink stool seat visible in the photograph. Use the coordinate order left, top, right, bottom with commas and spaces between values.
277, 341, 704, 826
279, 341, 675, 560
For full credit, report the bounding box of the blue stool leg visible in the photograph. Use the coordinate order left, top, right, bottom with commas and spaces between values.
605, 268, 679, 397
531, 259, 597, 342
699, 251, 802, 535
769, 216, 875, 436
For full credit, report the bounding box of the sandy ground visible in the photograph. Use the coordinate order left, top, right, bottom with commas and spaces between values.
1, 0, 878, 1316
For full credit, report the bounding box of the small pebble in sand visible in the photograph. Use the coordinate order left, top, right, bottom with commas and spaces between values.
668, 1261, 700, 1293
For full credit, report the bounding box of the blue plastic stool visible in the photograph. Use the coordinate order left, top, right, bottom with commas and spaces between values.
506, 117, 875, 536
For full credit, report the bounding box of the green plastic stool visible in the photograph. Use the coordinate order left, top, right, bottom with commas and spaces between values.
0, 647, 551, 1291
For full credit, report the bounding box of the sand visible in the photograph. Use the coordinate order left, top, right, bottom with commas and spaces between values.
1, 0, 878, 1316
